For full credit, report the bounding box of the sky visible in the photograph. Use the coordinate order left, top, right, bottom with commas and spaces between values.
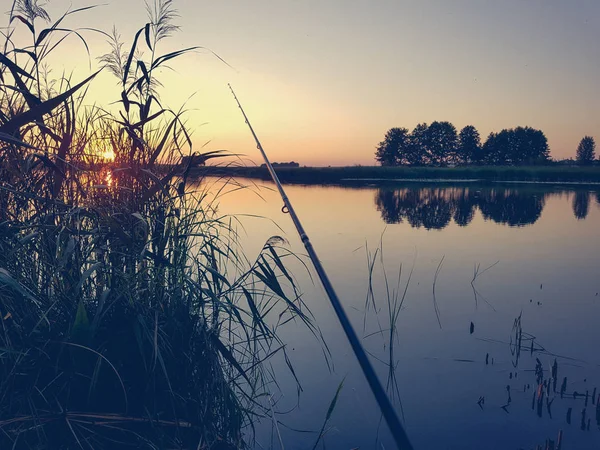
9, 0, 600, 166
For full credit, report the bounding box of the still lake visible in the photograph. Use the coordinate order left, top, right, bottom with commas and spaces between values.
208, 179, 600, 450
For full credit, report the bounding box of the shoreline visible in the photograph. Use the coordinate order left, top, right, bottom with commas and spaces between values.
190, 165, 600, 186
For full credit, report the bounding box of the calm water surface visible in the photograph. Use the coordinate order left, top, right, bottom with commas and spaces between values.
210, 180, 600, 450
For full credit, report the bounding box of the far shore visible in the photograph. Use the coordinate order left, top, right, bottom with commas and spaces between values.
188, 165, 600, 186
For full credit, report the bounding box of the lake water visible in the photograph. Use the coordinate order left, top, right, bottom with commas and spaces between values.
209, 179, 600, 450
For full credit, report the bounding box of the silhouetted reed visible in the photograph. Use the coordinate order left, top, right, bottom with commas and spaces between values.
0, 1, 318, 448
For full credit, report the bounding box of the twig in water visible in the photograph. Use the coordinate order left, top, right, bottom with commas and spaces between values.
432, 256, 445, 328
471, 261, 499, 311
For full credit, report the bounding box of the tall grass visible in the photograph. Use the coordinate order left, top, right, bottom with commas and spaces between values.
0, 1, 317, 448
362, 240, 413, 416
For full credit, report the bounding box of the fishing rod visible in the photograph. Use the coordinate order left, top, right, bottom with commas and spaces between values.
228, 84, 414, 450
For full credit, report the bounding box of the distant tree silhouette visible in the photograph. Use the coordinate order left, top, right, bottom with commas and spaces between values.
482, 131, 510, 165
425, 121, 458, 166
481, 127, 549, 165
511, 127, 550, 164
572, 191, 590, 220
376, 123, 550, 166
457, 126, 481, 164
575, 136, 596, 165
375, 128, 410, 166
261, 161, 300, 168
408, 123, 429, 165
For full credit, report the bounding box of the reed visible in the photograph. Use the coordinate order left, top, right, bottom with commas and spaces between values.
0, 1, 317, 448
362, 239, 414, 419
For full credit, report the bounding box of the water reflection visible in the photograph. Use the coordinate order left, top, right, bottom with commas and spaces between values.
376, 187, 466, 229
573, 192, 590, 220
374, 186, 572, 229
211, 179, 600, 449
478, 189, 545, 227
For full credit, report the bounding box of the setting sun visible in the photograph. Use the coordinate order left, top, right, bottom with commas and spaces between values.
102, 149, 116, 161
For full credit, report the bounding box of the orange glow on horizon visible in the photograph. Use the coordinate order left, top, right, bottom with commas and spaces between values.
54, 0, 599, 167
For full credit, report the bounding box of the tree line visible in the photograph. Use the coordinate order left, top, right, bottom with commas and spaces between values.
375, 122, 597, 166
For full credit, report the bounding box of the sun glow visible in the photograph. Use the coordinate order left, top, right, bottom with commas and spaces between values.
105, 169, 113, 187
102, 149, 116, 161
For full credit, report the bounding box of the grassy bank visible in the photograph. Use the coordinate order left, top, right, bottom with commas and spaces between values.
196, 165, 600, 185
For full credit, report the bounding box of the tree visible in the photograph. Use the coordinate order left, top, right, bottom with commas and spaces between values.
457, 125, 481, 165
425, 121, 457, 166
375, 127, 411, 166
482, 131, 510, 165
378, 123, 550, 167
408, 123, 429, 166
482, 127, 549, 165
576, 136, 596, 165
510, 126, 550, 165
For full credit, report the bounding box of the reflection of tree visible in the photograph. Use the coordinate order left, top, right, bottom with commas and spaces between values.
376, 189, 403, 224
477, 190, 545, 226
375, 187, 476, 230
405, 190, 453, 230
572, 192, 590, 220
453, 191, 476, 226
375, 187, 549, 229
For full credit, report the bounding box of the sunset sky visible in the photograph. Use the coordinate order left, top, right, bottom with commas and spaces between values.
19, 0, 600, 166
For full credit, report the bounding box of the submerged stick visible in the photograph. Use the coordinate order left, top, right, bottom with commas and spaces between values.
432, 255, 445, 328
229, 84, 414, 450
